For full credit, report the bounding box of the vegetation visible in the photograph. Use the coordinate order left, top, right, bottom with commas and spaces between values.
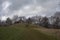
0, 15, 60, 29
0, 23, 59, 40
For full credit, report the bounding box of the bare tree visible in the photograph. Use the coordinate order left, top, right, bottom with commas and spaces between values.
12, 15, 19, 24
41, 17, 49, 28
0, 20, 2, 26
6, 18, 12, 25
26, 18, 32, 24
53, 17, 60, 28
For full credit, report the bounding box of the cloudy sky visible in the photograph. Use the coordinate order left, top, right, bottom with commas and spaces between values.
0, 0, 60, 20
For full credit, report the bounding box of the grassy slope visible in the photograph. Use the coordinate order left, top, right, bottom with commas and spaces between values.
0, 23, 58, 40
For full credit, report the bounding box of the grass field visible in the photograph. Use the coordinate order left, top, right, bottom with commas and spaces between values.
0, 23, 60, 40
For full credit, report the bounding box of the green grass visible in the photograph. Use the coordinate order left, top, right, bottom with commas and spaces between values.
0, 23, 57, 40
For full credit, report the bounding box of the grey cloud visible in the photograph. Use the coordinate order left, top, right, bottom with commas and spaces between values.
0, 0, 60, 20
9, 0, 33, 10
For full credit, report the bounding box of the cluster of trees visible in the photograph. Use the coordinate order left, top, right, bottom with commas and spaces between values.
39, 17, 49, 28
0, 15, 60, 29
52, 17, 60, 29
39, 16, 60, 28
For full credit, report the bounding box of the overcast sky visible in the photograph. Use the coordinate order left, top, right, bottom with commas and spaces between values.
0, 0, 60, 20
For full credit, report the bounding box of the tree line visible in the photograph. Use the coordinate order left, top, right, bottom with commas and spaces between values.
0, 15, 60, 29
